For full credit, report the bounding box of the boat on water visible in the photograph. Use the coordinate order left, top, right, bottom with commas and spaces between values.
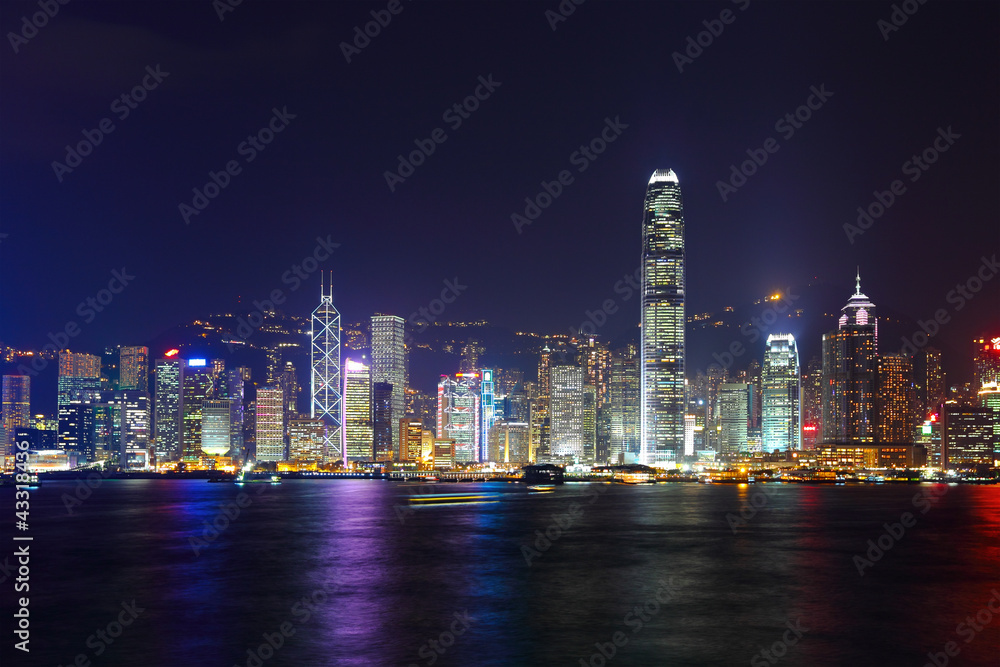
235, 472, 281, 484
526, 484, 555, 492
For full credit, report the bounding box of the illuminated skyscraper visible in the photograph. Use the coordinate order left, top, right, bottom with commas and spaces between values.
973, 336, 1000, 389
343, 360, 372, 462
371, 315, 406, 459
289, 417, 327, 463
400, 417, 424, 462
119, 346, 148, 391
943, 404, 994, 467
490, 421, 530, 465
762, 334, 801, 452
437, 374, 480, 463
57, 352, 103, 451
875, 354, 914, 443
800, 356, 823, 449
226, 367, 248, 460
255, 386, 285, 462
201, 399, 232, 456
181, 359, 215, 461
978, 382, 1000, 454
609, 345, 639, 463
718, 383, 751, 455
480, 369, 495, 461
640, 169, 685, 465
2, 375, 30, 453
922, 347, 945, 413
550, 364, 584, 461
311, 275, 342, 462
582, 384, 596, 464
372, 381, 394, 461
154, 356, 184, 461
822, 273, 877, 444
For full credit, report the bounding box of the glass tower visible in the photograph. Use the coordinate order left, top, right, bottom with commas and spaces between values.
311, 274, 342, 463
343, 359, 373, 462
371, 315, 406, 459
640, 169, 686, 465
762, 334, 801, 452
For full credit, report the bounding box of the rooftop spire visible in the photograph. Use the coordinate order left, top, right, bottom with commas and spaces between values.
855, 267, 862, 296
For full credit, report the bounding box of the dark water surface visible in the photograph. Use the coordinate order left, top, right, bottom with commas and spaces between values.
3, 480, 999, 666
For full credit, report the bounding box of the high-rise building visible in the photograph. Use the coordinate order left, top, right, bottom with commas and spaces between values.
181, 360, 215, 461
640, 169, 686, 466
718, 383, 751, 455
289, 417, 327, 463
490, 421, 530, 465
154, 357, 185, 461
800, 356, 823, 449
609, 345, 639, 463
480, 369, 495, 462
226, 367, 248, 461
201, 399, 232, 456
762, 334, 801, 452
437, 373, 480, 463
922, 347, 946, 413
582, 384, 596, 464
978, 382, 1000, 454
400, 417, 423, 462
372, 381, 394, 461
119, 346, 149, 391
822, 273, 877, 444
311, 276, 342, 462
343, 360, 373, 463
2, 375, 30, 453
255, 386, 285, 462
550, 364, 584, 461
371, 315, 406, 459
57, 352, 103, 451
876, 354, 914, 443
973, 336, 1000, 390
943, 404, 994, 467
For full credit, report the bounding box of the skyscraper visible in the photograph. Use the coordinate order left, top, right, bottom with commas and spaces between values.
311, 275, 342, 462
822, 273, 877, 444
289, 417, 327, 463
400, 417, 424, 462
437, 373, 480, 463
181, 360, 215, 461
800, 356, 823, 449
372, 381, 394, 461
718, 383, 751, 455
2, 375, 30, 454
480, 369, 495, 461
371, 315, 406, 459
875, 354, 914, 443
154, 356, 184, 461
57, 352, 103, 451
201, 399, 232, 456
609, 345, 639, 463
640, 168, 685, 465
550, 364, 584, 461
119, 346, 149, 391
343, 359, 373, 462
255, 386, 285, 462
762, 334, 801, 452
973, 337, 1000, 389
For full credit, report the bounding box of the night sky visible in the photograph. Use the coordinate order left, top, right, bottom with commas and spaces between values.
2, 1, 998, 369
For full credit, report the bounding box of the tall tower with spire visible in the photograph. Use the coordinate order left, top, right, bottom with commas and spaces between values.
640, 168, 686, 465
821, 271, 878, 443
311, 272, 342, 463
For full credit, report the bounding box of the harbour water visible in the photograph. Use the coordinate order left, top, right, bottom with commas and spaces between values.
5, 480, 999, 666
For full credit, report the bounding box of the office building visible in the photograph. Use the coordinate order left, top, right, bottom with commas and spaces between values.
155, 356, 185, 461
372, 381, 394, 461
943, 404, 994, 467
550, 364, 584, 461
119, 346, 148, 391
875, 354, 914, 443
718, 383, 751, 455
311, 276, 342, 461
640, 169, 686, 465
762, 334, 800, 452
371, 315, 406, 459
343, 360, 373, 462
437, 373, 480, 463
201, 399, 232, 457
289, 417, 327, 463
255, 386, 285, 462
3, 375, 30, 453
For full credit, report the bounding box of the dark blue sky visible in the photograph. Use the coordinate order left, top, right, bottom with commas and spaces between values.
1, 1, 998, 370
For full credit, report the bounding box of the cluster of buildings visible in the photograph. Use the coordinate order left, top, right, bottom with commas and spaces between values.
2, 170, 998, 474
